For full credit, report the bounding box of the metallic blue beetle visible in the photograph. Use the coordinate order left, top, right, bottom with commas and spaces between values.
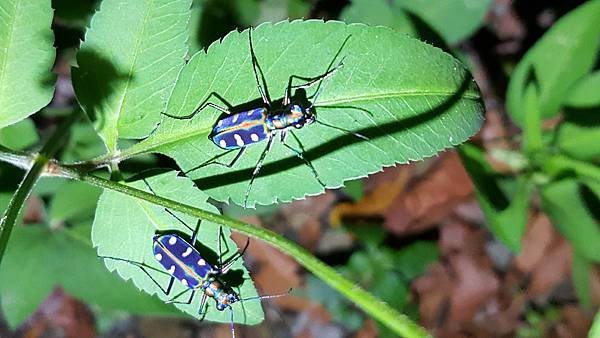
163, 29, 359, 208
101, 181, 288, 338
210, 105, 315, 151
152, 232, 242, 310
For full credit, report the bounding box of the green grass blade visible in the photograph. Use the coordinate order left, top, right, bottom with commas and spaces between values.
119, 20, 483, 207
72, 0, 190, 154
0, 0, 55, 128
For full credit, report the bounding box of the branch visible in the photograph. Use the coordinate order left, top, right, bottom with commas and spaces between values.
0, 127, 432, 338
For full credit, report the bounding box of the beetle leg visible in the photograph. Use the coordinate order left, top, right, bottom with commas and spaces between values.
249, 29, 272, 109
162, 92, 233, 120
244, 135, 276, 208
183, 147, 246, 176
283, 131, 325, 188
198, 293, 209, 320
160, 208, 197, 234
99, 255, 176, 295
283, 58, 345, 105
166, 289, 196, 305
142, 178, 202, 242
217, 225, 224, 267
280, 129, 287, 143
219, 239, 250, 274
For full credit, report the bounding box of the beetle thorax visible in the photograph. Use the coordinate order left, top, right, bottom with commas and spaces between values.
266, 104, 313, 131
201, 278, 241, 311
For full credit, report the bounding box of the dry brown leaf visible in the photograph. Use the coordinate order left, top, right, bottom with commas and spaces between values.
590, 264, 600, 305
515, 213, 559, 273
439, 222, 487, 257
21, 288, 95, 338
353, 319, 378, 338
384, 151, 473, 235
329, 166, 409, 226
23, 195, 45, 224
412, 262, 453, 328
448, 253, 500, 322
527, 239, 571, 299
231, 221, 307, 312
554, 305, 593, 338
280, 192, 337, 250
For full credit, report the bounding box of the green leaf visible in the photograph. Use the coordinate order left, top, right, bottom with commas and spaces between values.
92, 171, 261, 324
0, 118, 39, 150
506, 0, 600, 126
306, 275, 364, 331
591, 311, 600, 338
556, 107, 600, 161
522, 82, 543, 153
341, 0, 491, 44
0, 0, 56, 129
49, 181, 102, 225
72, 0, 190, 154
288, 0, 311, 19
340, 0, 415, 37
123, 21, 483, 208
394, 241, 439, 280
399, 0, 492, 44
458, 143, 533, 252
541, 179, 600, 262
341, 178, 364, 200
371, 272, 408, 312
61, 116, 107, 163
572, 250, 592, 307
565, 71, 600, 108
0, 224, 180, 328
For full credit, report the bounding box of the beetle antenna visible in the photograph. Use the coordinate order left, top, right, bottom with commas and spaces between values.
241, 288, 292, 302
229, 307, 236, 338
311, 34, 352, 103
309, 57, 345, 109
313, 120, 369, 140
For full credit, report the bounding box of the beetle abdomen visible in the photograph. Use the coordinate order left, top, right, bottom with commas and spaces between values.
210, 108, 268, 149
153, 234, 213, 288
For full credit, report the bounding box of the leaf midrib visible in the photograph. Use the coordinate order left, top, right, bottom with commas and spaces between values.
111, 89, 480, 161
108, 3, 152, 154
315, 89, 480, 106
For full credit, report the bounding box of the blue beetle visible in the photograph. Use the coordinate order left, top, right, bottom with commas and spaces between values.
209, 104, 315, 151
100, 181, 288, 338
163, 29, 362, 208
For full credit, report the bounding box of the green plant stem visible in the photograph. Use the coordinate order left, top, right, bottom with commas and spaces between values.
0, 111, 80, 266
523, 83, 543, 154
75, 172, 431, 338
0, 144, 432, 338
545, 154, 600, 182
